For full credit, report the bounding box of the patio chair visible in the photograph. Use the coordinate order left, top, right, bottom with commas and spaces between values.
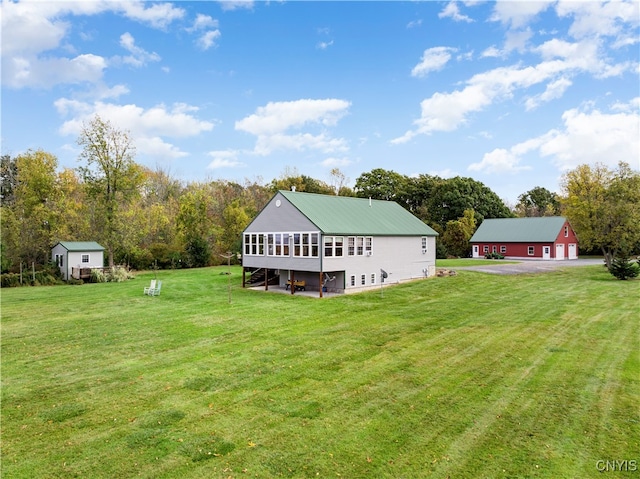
143, 280, 157, 295
148, 281, 162, 297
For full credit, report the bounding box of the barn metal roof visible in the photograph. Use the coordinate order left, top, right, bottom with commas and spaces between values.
55, 241, 105, 251
279, 190, 438, 236
470, 217, 568, 243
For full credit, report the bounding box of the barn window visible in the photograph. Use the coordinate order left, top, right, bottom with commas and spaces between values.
564, 226, 569, 237
528, 246, 535, 256
483, 245, 489, 253
500, 245, 506, 254
361, 274, 366, 285
55, 254, 64, 267
82, 254, 90, 263
347, 237, 355, 256
371, 273, 376, 285
350, 275, 356, 287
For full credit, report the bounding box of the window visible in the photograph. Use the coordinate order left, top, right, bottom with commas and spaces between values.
244, 234, 265, 256
492, 245, 497, 253
293, 233, 301, 256
324, 236, 334, 257
528, 246, 535, 256
292, 232, 319, 258
361, 274, 366, 285
500, 245, 506, 254
365, 237, 372, 255
323, 236, 345, 258
564, 225, 569, 237
350, 275, 356, 287
55, 254, 63, 267
82, 254, 89, 263
348, 237, 355, 256
335, 237, 343, 256
421, 237, 427, 253
483, 245, 489, 253
357, 236, 364, 256
371, 273, 376, 285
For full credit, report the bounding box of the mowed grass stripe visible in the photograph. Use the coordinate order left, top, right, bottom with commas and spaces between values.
1, 265, 638, 478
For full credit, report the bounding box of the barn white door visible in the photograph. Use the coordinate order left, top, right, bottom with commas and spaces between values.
555, 244, 565, 260
568, 244, 577, 259
543, 246, 551, 260
473, 245, 479, 258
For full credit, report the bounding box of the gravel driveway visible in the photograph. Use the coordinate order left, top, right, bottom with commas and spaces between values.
454, 258, 604, 275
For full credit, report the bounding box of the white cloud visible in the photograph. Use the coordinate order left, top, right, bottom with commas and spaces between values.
117, 1, 185, 29
197, 30, 222, 50
118, 33, 161, 67
555, 0, 640, 40
490, 1, 554, 29
236, 99, 350, 135
207, 151, 245, 169
321, 157, 352, 168
189, 14, 219, 31
235, 99, 351, 156
472, 101, 640, 173
317, 40, 334, 50
3, 54, 107, 89
55, 99, 215, 160
411, 47, 457, 78
393, 28, 636, 144
0, 0, 183, 89
525, 76, 572, 110
406, 19, 423, 29
217, 1, 254, 12
541, 106, 640, 170
439, 2, 474, 23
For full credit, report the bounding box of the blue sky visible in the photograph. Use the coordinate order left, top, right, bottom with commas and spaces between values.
2, 0, 639, 204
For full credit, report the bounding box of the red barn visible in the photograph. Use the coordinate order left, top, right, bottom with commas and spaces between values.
470, 217, 578, 260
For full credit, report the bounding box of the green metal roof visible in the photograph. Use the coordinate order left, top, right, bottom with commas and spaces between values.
470, 217, 567, 243
279, 190, 438, 236
56, 241, 105, 251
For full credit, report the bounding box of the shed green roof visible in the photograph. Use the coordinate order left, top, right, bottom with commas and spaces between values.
56, 241, 105, 251
279, 190, 438, 236
470, 217, 567, 243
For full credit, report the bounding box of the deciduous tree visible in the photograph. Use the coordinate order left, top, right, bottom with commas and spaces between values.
561, 162, 640, 269
77, 115, 143, 267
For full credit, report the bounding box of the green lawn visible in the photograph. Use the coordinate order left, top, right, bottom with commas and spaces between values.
436, 258, 519, 267
1, 266, 638, 478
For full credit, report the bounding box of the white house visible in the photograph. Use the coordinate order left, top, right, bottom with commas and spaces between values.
51, 241, 105, 280
241, 191, 438, 297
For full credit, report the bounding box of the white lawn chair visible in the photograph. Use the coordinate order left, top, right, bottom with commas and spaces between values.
144, 279, 156, 295
148, 281, 162, 297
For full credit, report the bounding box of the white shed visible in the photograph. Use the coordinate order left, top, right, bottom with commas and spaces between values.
51, 241, 105, 280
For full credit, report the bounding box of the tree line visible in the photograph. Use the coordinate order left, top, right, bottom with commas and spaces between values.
1, 116, 637, 276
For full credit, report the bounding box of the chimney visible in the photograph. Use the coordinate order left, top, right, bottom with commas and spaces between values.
291, 186, 296, 192
369, 197, 372, 207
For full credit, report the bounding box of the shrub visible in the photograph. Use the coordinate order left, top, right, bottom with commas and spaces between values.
108, 266, 134, 283
91, 269, 108, 283
609, 255, 639, 280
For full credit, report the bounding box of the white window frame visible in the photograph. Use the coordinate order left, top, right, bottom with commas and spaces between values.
500, 245, 506, 254
528, 246, 535, 256
347, 237, 355, 256
371, 273, 376, 285
323, 236, 344, 258
291, 232, 319, 258
483, 245, 489, 253
55, 254, 64, 267
564, 226, 569, 237
421, 237, 427, 253
350, 275, 356, 287
361, 274, 366, 286
81, 254, 90, 263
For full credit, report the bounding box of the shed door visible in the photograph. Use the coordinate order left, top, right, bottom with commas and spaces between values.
543, 246, 551, 260
568, 244, 577, 259
555, 244, 565, 260
472, 245, 479, 258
